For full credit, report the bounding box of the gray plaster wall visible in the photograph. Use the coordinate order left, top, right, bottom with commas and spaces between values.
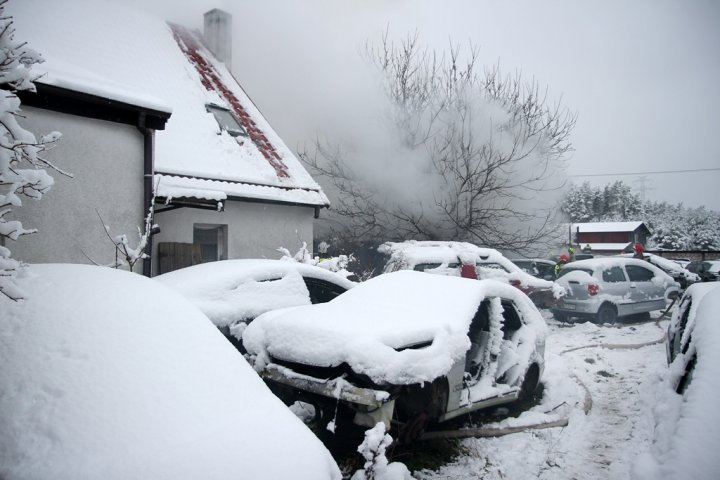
151, 201, 314, 274
7, 106, 146, 271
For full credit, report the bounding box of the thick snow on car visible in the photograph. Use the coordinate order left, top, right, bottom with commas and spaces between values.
155, 259, 355, 349
634, 282, 720, 479
0, 264, 341, 480
243, 271, 547, 444
379, 240, 562, 308
552, 257, 679, 323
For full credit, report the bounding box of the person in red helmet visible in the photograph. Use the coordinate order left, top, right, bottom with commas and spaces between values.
555, 254, 570, 277
634, 243, 645, 259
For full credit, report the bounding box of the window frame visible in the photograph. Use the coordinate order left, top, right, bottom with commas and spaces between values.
206, 103, 248, 138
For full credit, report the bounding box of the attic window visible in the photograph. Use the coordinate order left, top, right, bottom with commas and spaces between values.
206, 104, 247, 137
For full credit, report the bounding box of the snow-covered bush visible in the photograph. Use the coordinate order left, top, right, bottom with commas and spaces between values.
0, 1, 66, 299
278, 241, 357, 279
351, 423, 413, 480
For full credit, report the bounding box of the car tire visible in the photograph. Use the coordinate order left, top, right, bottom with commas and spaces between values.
595, 303, 617, 324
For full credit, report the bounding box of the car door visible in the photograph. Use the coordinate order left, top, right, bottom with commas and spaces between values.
600, 266, 632, 315
625, 264, 665, 311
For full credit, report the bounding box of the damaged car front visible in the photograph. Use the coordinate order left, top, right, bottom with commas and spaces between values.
242, 270, 547, 444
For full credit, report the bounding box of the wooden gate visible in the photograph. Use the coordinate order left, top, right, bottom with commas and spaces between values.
158, 242, 202, 274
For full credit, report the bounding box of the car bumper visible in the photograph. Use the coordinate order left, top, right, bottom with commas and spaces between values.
261, 364, 396, 429
552, 298, 600, 315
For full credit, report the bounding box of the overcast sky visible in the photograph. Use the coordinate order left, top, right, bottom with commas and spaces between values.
124, 0, 720, 210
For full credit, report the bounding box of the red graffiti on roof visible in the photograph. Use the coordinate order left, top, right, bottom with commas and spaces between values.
170, 24, 290, 178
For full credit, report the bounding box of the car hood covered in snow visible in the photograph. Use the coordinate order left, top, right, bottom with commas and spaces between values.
0, 264, 340, 480
243, 271, 546, 385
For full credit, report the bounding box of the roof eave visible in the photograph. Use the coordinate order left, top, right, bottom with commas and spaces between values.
14, 82, 171, 130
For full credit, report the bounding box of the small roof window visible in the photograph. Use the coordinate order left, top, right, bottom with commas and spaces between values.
206, 104, 247, 137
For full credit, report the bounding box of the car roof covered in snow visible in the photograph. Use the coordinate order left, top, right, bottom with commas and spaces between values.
10, 0, 328, 207
154, 259, 355, 327
379, 240, 512, 268
243, 270, 546, 385
0, 264, 340, 480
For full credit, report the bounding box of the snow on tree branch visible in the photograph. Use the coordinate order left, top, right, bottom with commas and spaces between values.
0, 0, 68, 300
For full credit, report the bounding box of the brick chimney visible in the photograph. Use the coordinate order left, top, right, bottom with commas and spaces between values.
203, 9, 232, 69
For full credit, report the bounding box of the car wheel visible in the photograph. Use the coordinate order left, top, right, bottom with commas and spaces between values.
595, 303, 617, 324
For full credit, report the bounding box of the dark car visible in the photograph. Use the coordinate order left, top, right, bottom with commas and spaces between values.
686, 260, 720, 282
511, 258, 557, 280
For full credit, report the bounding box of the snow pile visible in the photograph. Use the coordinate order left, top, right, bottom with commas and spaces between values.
278, 242, 357, 279
351, 423, 413, 480
633, 283, 720, 480
154, 258, 355, 328
0, 264, 340, 480
244, 270, 545, 385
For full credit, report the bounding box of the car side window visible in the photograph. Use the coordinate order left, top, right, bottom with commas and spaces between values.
465, 300, 491, 378
500, 300, 523, 338
303, 278, 347, 304
602, 266, 627, 283
625, 265, 654, 282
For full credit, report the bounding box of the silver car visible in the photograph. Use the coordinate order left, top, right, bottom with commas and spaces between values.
552, 257, 679, 323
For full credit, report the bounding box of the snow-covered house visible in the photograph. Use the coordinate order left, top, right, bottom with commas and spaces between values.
8, 0, 328, 276
573, 221, 651, 254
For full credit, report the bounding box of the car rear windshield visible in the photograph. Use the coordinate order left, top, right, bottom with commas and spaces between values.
557, 267, 593, 279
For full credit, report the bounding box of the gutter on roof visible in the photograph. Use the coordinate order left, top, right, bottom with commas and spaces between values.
16, 83, 171, 130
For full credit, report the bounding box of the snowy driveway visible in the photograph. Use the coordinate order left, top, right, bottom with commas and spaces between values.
413, 313, 668, 480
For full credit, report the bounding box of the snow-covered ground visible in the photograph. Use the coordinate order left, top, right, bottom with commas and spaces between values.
406, 312, 672, 479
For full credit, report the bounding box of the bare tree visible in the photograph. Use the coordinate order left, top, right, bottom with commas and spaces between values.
0, 0, 68, 300
301, 32, 576, 252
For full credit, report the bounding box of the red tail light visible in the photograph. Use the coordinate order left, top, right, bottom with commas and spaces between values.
588, 284, 599, 296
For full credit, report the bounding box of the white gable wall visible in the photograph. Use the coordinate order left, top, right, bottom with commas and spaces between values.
151, 201, 314, 273
8, 106, 146, 271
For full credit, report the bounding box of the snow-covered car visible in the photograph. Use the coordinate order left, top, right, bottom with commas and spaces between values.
634, 282, 720, 479
155, 259, 355, 349
243, 271, 547, 444
618, 253, 700, 289
510, 258, 557, 280
0, 264, 341, 480
669, 258, 691, 268
379, 240, 562, 308
551, 258, 680, 323
686, 260, 720, 282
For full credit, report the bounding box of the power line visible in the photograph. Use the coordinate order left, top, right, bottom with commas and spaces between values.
568, 167, 720, 177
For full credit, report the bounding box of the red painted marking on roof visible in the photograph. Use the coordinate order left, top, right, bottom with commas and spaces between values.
170, 24, 290, 178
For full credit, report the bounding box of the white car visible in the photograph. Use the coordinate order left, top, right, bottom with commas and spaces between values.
243, 271, 547, 445
552, 257, 680, 323
0, 264, 340, 480
379, 240, 562, 308
155, 259, 355, 349
635, 282, 720, 479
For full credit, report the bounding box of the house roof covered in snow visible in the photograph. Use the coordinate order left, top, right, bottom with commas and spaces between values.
10, 0, 328, 208
573, 221, 649, 233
